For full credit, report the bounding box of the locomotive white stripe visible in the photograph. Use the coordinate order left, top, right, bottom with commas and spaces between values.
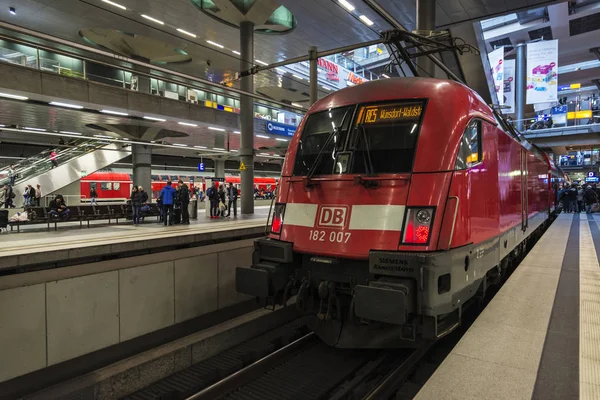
284, 203, 405, 231
349, 205, 405, 231
284, 203, 318, 227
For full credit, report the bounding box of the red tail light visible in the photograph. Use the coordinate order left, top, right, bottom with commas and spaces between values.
270, 204, 286, 234
402, 207, 435, 245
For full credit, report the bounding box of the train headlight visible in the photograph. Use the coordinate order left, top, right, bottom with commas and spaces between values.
270, 203, 286, 235
402, 207, 435, 245
416, 209, 431, 224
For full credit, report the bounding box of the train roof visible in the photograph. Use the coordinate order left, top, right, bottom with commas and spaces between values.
308, 77, 494, 120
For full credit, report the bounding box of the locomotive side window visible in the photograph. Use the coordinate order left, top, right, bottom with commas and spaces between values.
455, 119, 482, 170
292, 106, 353, 176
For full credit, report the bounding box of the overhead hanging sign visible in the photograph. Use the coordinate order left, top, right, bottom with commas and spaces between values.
503, 59, 515, 114
265, 121, 296, 137
488, 47, 504, 106
526, 40, 559, 104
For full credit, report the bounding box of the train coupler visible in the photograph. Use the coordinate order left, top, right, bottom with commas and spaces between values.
236, 260, 296, 307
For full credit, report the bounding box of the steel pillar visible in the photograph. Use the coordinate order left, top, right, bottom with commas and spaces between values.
309, 46, 318, 105
132, 144, 152, 192
416, 0, 436, 77
515, 43, 527, 132
240, 21, 255, 215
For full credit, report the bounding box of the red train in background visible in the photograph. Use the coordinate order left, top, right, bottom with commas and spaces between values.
237, 77, 567, 348
80, 172, 278, 200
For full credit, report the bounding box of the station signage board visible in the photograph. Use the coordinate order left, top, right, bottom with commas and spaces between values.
265, 121, 296, 137
198, 163, 205, 172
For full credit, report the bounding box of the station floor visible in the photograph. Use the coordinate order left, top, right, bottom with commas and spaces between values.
416, 212, 600, 400
0, 205, 270, 260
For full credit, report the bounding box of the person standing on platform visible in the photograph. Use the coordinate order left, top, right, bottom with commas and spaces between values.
90, 186, 98, 206
178, 180, 190, 224
207, 182, 218, 219
584, 185, 598, 214
226, 182, 238, 218
36, 184, 41, 206
159, 181, 176, 226
567, 184, 578, 213
130, 186, 141, 226
577, 185, 584, 214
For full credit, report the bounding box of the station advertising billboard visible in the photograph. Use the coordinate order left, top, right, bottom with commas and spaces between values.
265, 121, 296, 137
488, 47, 504, 105
526, 40, 558, 104
503, 59, 515, 114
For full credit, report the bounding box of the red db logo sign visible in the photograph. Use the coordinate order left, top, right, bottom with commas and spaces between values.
316, 206, 348, 229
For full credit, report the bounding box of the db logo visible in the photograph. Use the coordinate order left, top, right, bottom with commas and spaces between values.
316, 205, 349, 229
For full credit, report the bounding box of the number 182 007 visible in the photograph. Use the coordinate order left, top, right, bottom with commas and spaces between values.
309, 230, 351, 243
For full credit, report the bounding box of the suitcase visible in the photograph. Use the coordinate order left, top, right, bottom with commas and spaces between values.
0, 209, 8, 230
172, 208, 181, 224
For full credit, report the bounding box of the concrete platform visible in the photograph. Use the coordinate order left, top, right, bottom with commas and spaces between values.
0, 205, 270, 271
416, 213, 600, 400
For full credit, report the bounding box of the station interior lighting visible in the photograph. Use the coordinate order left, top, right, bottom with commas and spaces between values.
359, 15, 374, 26
101, 0, 126, 10
143, 116, 166, 122
49, 101, 84, 109
207, 40, 224, 49
276, 138, 289, 141
24, 127, 46, 131
208, 126, 225, 131
194, 145, 207, 149
213, 147, 225, 150
59, 131, 82, 135
233, 131, 241, 134
381, 74, 390, 78
173, 143, 188, 147
338, 0, 355, 12
101, 109, 128, 116
232, 50, 241, 55
94, 134, 113, 139
141, 14, 164, 25
177, 28, 197, 38
0, 92, 28, 100
256, 134, 270, 139
178, 122, 198, 127
255, 59, 268, 66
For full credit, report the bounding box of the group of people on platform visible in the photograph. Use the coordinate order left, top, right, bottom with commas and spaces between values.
559, 183, 600, 214
206, 182, 238, 219
156, 180, 190, 226
1, 180, 42, 210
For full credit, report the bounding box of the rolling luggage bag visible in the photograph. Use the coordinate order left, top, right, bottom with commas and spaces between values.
173, 207, 181, 224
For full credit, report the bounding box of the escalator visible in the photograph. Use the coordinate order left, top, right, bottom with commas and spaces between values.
1, 140, 130, 202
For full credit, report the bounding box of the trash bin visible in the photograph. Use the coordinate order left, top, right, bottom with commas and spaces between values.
190, 199, 198, 220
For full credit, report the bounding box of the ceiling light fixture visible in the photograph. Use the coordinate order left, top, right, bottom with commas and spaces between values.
206, 40, 224, 49
24, 127, 46, 131
258, 153, 271, 156
9, 7, 16, 15
293, 74, 304, 80
143, 116, 166, 122
194, 145, 207, 149
101, 109, 128, 116
233, 131, 241, 134
208, 126, 225, 131
276, 138, 289, 142
292, 102, 304, 107
255, 59, 268, 66
178, 122, 198, 127
256, 134, 270, 139
141, 14, 164, 25
381, 74, 390, 78
101, 0, 126, 10
177, 28, 197, 38
231, 149, 238, 152
213, 147, 225, 150
359, 15, 374, 26
59, 131, 82, 135
338, 0, 355, 12
94, 134, 113, 139
232, 50, 241, 55
0, 92, 28, 100
321, 85, 331, 90
49, 101, 84, 109
173, 143, 188, 147
0, 124, 5, 127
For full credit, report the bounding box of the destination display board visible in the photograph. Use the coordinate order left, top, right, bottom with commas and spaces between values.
358, 103, 423, 125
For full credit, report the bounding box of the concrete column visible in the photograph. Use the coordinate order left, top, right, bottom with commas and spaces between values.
416, 0, 436, 78
240, 21, 255, 215
132, 144, 152, 192
515, 43, 527, 132
214, 160, 225, 179
309, 46, 318, 106
132, 61, 151, 94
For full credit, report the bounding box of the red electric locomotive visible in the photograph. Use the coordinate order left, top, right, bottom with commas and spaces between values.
237, 77, 559, 348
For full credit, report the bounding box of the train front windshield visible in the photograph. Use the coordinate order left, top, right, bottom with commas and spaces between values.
292, 101, 425, 176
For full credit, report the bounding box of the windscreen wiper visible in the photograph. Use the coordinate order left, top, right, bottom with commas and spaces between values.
305, 110, 350, 182
355, 124, 380, 189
